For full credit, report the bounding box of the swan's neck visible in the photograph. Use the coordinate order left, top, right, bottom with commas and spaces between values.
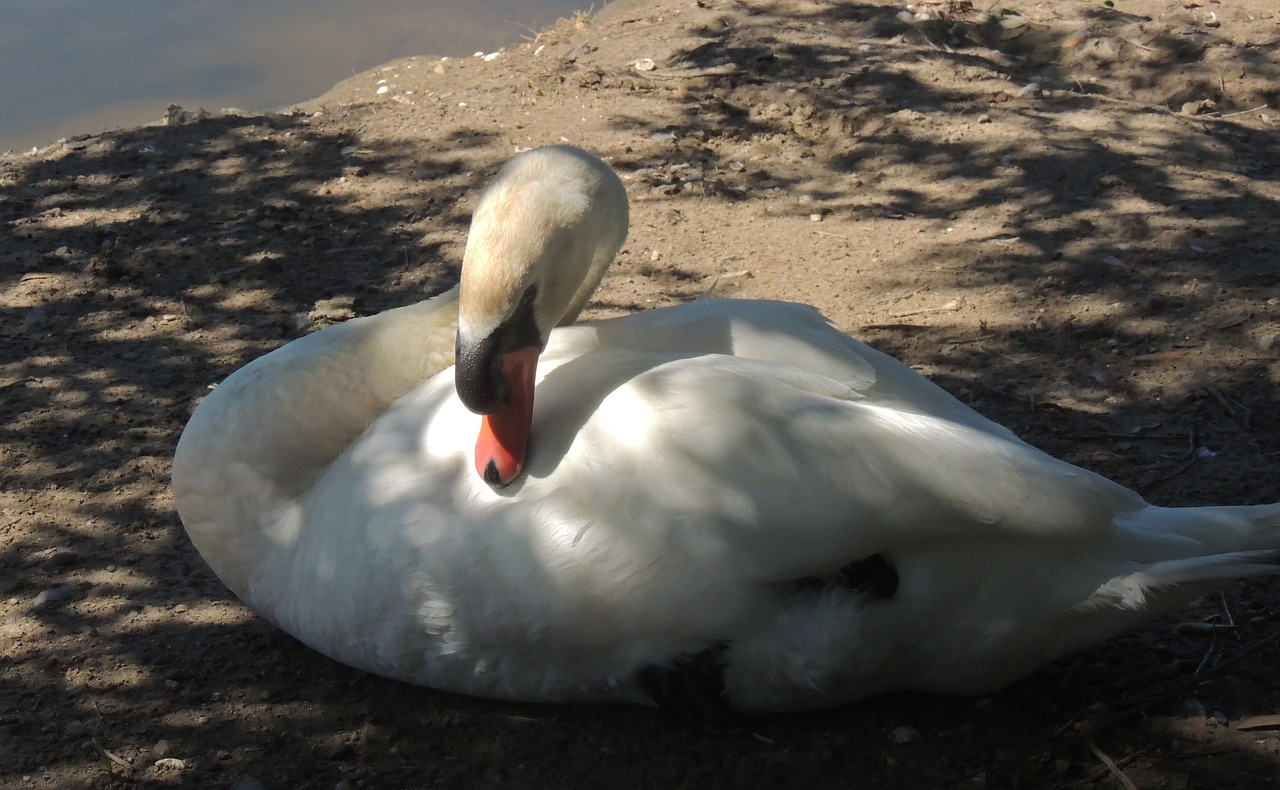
172, 288, 460, 540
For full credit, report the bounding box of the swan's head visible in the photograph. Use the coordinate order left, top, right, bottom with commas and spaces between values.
454, 145, 628, 487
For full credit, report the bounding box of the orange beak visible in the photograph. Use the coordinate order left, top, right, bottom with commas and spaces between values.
474, 346, 540, 487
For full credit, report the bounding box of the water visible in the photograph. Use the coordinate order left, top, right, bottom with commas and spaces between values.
0, 0, 593, 152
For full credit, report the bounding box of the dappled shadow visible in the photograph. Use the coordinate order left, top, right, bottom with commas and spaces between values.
573, 0, 1280, 510
2, 0, 1280, 786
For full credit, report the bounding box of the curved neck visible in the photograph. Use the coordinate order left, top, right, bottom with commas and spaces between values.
173, 288, 460, 527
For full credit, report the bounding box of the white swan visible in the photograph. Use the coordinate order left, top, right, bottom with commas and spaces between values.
173, 144, 1280, 716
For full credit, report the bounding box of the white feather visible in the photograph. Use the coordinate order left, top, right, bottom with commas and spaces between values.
173, 146, 1280, 711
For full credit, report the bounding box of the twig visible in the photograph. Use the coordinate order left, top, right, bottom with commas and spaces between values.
1216, 104, 1271, 119
0, 377, 36, 391
944, 333, 998, 345
1113, 36, 1158, 53
1060, 629, 1280, 739
560, 22, 659, 60
891, 301, 964, 319
1071, 433, 1184, 443
90, 738, 132, 772
1086, 739, 1140, 790
631, 64, 741, 81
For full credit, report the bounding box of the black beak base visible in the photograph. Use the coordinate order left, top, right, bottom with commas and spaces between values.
455, 284, 542, 415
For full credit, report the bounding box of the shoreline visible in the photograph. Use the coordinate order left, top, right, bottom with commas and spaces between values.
1, 0, 605, 155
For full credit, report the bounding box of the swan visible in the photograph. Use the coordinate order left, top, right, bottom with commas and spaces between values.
173, 144, 1280, 717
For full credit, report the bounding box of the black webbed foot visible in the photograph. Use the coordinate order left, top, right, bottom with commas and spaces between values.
636, 642, 742, 735
838, 553, 899, 598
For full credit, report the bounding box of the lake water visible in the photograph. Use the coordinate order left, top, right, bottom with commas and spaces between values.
0, 0, 595, 152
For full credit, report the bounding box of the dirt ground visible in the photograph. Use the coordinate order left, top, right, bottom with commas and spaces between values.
3, 0, 1280, 787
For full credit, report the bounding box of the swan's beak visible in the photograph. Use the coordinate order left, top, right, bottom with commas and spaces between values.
473, 346, 540, 487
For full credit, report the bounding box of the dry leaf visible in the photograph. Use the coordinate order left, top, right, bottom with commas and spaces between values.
1236, 714, 1280, 731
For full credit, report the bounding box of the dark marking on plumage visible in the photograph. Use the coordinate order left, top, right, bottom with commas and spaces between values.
791, 553, 899, 599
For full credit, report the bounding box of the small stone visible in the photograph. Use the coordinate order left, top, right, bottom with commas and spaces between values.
33, 586, 75, 607
1017, 83, 1041, 98
1180, 99, 1218, 116
309, 296, 357, 326
809, 213, 824, 222
22, 308, 48, 327
634, 58, 656, 72
482, 52, 501, 62
153, 757, 187, 772
39, 548, 79, 567
889, 725, 922, 745
1258, 332, 1277, 351
65, 721, 87, 737
376, 85, 389, 95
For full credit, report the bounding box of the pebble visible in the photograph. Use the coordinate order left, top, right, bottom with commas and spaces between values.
39, 548, 79, 567
634, 58, 656, 72
809, 213, 824, 222
23, 308, 48, 327
1180, 99, 1218, 116
376, 85, 389, 95
889, 725, 922, 745
33, 586, 75, 607
65, 721, 87, 737
153, 757, 187, 772
482, 52, 501, 62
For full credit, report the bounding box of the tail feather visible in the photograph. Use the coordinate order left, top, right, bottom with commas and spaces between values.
1075, 550, 1279, 618
1118, 503, 1280, 561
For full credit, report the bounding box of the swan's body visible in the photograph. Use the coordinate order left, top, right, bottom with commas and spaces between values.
174, 145, 1280, 713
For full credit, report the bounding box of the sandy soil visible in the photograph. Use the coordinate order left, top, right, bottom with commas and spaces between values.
3, 0, 1280, 787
